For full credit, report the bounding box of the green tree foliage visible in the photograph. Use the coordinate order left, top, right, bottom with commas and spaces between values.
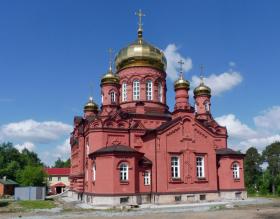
53, 158, 70, 168
262, 141, 280, 195
16, 165, 47, 186
0, 142, 44, 186
244, 147, 262, 193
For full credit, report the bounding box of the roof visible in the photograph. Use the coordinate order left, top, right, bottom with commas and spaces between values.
90, 145, 143, 156
0, 178, 18, 185
51, 182, 66, 187
144, 117, 181, 136
216, 148, 244, 156
45, 168, 70, 176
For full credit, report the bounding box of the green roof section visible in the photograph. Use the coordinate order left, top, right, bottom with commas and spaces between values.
0, 178, 18, 185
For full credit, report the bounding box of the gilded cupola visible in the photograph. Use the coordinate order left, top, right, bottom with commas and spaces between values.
193, 75, 211, 97
84, 96, 98, 113
174, 60, 190, 90
101, 49, 120, 86
114, 10, 167, 72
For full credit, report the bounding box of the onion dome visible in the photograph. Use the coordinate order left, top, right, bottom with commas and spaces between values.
84, 96, 98, 112
114, 10, 167, 72
194, 76, 211, 97
174, 75, 190, 90
100, 66, 120, 86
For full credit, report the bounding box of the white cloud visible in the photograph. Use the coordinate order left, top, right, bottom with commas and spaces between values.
55, 138, 71, 160
254, 106, 280, 131
0, 119, 72, 144
164, 44, 192, 81
216, 105, 280, 152
239, 135, 280, 151
216, 114, 257, 140
191, 71, 243, 96
14, 142, 36, 152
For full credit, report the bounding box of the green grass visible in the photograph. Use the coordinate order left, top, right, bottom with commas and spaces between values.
248, 193, 280, 199
18, 200, 56, 209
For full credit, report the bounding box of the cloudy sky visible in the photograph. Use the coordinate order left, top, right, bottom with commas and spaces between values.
0, 0, 279, 165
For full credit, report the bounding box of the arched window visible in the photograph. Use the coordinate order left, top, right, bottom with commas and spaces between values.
92, 163, 96, 181
119, 163, 128, 181
110, 91, 116, 103
194, 103, 198, 113
101, 93, 104, 104
146, 80, 153, 100
133, 80, 140, 100
158, 82, 163, 102
232, 162, 240, 179
122, 82, 127, 102
204, 101, 210, 112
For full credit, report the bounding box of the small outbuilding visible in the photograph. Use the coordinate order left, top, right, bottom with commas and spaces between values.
0, 177, 18, 196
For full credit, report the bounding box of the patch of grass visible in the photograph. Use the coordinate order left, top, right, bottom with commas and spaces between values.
248, 194, 280, 199
18, 200, 56, 209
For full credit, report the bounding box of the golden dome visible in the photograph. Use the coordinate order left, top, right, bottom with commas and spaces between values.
174, 76, 190, 90
100, 68, 120, 85
194, 81, 211, 97
84, 97, 98, 112
115, 32, 167, 72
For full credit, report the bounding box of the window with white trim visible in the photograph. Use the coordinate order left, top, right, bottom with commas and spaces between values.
144, 171, 151, 185
120, 163, 129, 181
146, 80, 153, 100
110, 91, 116, 103
133, 80, 140, 100
158, 82, 163, 102
204, 101, 210, 112
122, 82, 127, 102
233, 162, 240, 179
101, 93, 103, 104
196, 156, 205, 178
93, 163, 96, 181
171, 156, 180, 179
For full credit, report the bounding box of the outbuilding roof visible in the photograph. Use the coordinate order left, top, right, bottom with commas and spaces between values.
0, 178, 18, 185
45, 168, 70, 176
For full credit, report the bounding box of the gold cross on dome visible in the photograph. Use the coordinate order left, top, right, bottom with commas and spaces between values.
178, 59, 184, 77
135, 9, 145, 30
200, 64, 205, 83
108, 48, 114, 71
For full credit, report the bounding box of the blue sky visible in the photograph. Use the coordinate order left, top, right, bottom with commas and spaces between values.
0, 0, 279, 165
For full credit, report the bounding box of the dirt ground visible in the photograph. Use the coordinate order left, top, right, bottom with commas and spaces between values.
1, 199, 280, 219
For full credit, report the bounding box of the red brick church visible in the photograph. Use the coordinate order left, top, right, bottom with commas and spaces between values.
69, 10, 246, 205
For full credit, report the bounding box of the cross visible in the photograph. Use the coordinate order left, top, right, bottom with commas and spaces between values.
135, 9, 145, 30
178, 59, 184, 77
89, 83, 94, 101
108, 48, 114, 71
200, 64, 204, 83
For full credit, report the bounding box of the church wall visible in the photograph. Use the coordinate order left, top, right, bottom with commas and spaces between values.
218, 156, 245, 191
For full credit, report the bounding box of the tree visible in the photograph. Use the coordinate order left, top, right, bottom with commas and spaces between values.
262, 141, 280, 195
0, 142, 43, 186
53, 158, 70, 168
16, 165, 47, 186
244, 147, 262, 193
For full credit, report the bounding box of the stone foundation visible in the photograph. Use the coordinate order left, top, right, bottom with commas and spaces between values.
68, 190, 247, 206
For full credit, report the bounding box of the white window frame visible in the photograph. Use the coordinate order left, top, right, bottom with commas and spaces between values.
196, 156, 205, 178
158, 82, 163, 102
122, 82, 127, 102
110, 91, 116, 103
232, 162, 240, 179
204, 101, 210, 112
120, 163, 129, 181
86, 138, 89, 155
133, 80, 140, 100
93, 163, 96, 181
171, 156, 180, 179
146, 80, 153, 100
144, 171, 151, 185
